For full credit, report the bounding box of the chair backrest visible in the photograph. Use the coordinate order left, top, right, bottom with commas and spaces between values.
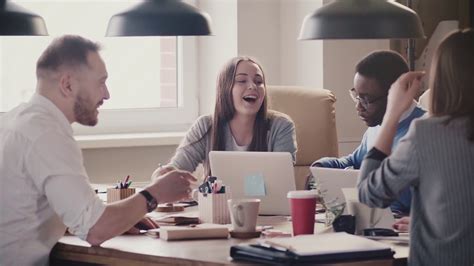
267, 85, 339, 189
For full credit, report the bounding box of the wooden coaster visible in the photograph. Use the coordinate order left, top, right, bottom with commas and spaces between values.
156, 203, 185, 212
230, 230, 262, 239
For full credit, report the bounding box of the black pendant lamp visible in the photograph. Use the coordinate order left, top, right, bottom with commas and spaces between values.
106, 0, 212, 36
0, 0, 48, 35
299, 0, 424, 40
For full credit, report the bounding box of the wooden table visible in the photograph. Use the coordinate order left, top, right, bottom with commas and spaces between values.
50, 212, 408, 266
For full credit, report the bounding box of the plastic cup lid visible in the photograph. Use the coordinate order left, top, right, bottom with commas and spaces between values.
287, 190, 319, 199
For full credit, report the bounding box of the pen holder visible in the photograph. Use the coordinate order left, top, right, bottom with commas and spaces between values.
107, 188, 136, 203
198, 192, 231, 224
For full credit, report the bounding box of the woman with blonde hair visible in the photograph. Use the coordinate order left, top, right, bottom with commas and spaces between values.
358, 29, 474, 265
154, 56, 296, 178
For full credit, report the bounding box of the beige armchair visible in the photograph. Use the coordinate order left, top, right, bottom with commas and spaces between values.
267, 86, 339, 189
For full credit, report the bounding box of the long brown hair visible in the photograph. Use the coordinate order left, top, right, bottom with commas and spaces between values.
430, 29, 474, 141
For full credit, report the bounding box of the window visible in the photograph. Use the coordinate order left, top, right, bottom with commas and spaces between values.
0, 0, 198, 135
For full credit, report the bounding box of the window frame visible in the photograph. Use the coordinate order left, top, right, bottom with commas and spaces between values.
0, 1, 200, 136
72, 36, 199, 136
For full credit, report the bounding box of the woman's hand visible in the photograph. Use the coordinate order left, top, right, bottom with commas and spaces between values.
386, 71, 425, 120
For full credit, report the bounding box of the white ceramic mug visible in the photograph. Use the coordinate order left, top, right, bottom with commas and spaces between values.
346, 200, 384, 235
227, 199, 260, 232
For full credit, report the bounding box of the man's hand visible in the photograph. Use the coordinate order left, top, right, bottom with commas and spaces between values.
151, 165, 176, 181
125, 217, 158, 235
147, 170, 197, 204
393, 216, 410, 232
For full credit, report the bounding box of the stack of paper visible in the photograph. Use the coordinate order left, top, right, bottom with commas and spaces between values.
154, 216, 199, 226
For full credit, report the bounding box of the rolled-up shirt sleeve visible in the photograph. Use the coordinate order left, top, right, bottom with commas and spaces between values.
25, 130, 105, 240
357, 122, 420, 208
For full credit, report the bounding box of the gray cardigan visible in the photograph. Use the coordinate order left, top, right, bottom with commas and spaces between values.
358, 116, 474, 266
167, 111, 297, 175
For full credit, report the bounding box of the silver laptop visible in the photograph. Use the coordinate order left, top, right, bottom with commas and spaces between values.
309, 166, 360, 204
209, 151, 296, 215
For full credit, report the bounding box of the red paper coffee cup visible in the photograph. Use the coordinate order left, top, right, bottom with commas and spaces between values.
287, 190, 318, 236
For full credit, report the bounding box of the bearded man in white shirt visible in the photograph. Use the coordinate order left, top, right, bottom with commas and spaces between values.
0, 35, 196, 266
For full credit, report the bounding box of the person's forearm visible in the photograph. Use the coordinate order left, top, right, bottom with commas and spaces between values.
86, 194, 147, 246
374, 115, 399, 155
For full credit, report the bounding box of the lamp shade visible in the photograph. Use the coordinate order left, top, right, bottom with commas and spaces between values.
106, 0, 212, 36
299, 0, 425, 40
0, 0, 48, 35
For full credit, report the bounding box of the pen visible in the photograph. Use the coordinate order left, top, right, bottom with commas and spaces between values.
211, 182, 217, 194
124, 175, 130, 185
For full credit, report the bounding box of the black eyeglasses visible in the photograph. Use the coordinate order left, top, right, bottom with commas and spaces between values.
349, 88, 387, 110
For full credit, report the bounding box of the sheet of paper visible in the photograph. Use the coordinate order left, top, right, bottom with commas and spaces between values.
244, 173, 266, 196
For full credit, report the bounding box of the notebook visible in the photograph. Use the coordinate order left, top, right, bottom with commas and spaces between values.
209, 151, 296, 215
309, 167, 359, 204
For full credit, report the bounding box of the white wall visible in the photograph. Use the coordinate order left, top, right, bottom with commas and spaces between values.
237, 0, 281, 85
82, 146, 177, 183
279, 0, 324, 88
84, 0, 392, 183
197, 0, 238, 116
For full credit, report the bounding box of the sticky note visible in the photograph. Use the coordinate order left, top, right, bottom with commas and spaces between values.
244, 173, 266, 196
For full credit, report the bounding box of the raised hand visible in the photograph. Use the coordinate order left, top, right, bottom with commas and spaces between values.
386, 71, 425, 119
147, 170, 197, 204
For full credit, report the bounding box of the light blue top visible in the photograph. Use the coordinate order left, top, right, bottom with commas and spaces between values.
314, 105, 426, 214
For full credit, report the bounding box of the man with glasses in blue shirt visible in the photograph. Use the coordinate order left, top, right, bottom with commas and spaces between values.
310, 50, 425, 215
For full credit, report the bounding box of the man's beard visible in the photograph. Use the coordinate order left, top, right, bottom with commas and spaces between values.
74, 93, 99, 126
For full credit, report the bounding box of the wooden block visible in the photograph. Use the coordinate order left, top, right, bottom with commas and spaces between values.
156, 204, 185, 212
160, 224, 229, 241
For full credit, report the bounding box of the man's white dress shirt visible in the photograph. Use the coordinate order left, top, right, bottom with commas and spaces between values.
0, 94, 105, 266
